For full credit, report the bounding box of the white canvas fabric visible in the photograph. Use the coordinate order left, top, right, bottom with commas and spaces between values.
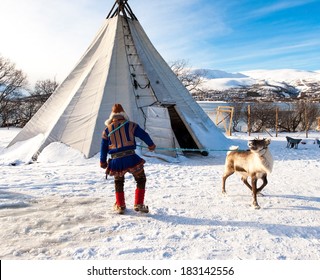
145, 107, 177, 157
8, 8, 230, 159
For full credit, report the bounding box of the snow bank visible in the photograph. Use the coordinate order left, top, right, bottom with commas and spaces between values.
37, 142, 86, 164
0, 133, 44, 165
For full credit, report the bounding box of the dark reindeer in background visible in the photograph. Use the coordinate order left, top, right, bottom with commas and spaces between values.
222, 138, 273, 209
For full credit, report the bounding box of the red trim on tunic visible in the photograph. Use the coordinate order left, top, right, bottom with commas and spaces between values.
107, 159, 145, 177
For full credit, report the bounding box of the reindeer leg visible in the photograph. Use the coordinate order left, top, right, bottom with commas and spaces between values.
241, 176, 252, 191
222, 171, 233, 194
251, 175, 260, 209
257, 174, 268, 195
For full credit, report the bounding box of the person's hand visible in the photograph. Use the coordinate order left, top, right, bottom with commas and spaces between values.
148, 144, 156, 151
100, 162, 108, 169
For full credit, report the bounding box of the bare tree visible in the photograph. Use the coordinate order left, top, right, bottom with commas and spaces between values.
16, 79, 60, 126
0, 55, 28, 126
299, 102, 320, 130
169, 59, 206, 94
31, 79, 59, 103
244, 103, 277, 133
1, 75, 59, 127
276, 102, 317, 132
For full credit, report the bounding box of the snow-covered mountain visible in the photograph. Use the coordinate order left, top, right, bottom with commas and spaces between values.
196, 69, 247, 79
241, 69, 320, 82
194, 68, 320, 100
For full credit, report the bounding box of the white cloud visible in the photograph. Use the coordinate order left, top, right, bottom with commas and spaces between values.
249, 0, 317, 18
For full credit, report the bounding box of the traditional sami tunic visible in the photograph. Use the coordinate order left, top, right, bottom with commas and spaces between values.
100, 118, 154, 177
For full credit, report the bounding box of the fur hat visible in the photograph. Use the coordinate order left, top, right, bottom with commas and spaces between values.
105, 104, 129, 125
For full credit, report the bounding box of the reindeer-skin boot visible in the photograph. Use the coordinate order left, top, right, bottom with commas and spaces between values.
114, 192, 126, 214
114, 177, 126, 214
133, 170, 149, 213
134, 188, 149, 213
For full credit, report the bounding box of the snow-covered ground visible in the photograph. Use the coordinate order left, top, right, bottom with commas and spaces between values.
1, 127, 320, 260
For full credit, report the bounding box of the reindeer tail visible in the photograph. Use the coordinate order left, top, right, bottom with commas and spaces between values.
227, 145, 239, 155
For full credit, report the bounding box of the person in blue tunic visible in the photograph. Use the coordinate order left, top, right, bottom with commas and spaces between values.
100, 104, 156, 214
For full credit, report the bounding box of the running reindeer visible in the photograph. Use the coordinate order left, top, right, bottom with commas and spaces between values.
222, 138, 273, 209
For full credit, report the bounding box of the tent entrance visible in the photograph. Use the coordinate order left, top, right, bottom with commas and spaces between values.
166, 105, 201, 154
145, 105, 204, 157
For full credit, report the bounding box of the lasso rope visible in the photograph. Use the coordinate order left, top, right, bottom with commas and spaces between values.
107, 120, 129, 137
107, 121, 247, 153
137, 144, 247, 153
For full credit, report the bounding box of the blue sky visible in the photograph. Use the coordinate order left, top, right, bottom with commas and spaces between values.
0, 0, 319, 85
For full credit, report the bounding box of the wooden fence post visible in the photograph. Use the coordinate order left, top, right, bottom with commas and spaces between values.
305, 105, 309, 138
275, 106, 278, 137
248, 104, 251, 136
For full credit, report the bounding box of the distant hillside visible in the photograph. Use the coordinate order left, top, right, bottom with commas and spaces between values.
197, 69, 247, 79
193, 69, 320, 101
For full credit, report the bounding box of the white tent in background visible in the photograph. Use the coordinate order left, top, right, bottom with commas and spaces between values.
7, 0, 230, 159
